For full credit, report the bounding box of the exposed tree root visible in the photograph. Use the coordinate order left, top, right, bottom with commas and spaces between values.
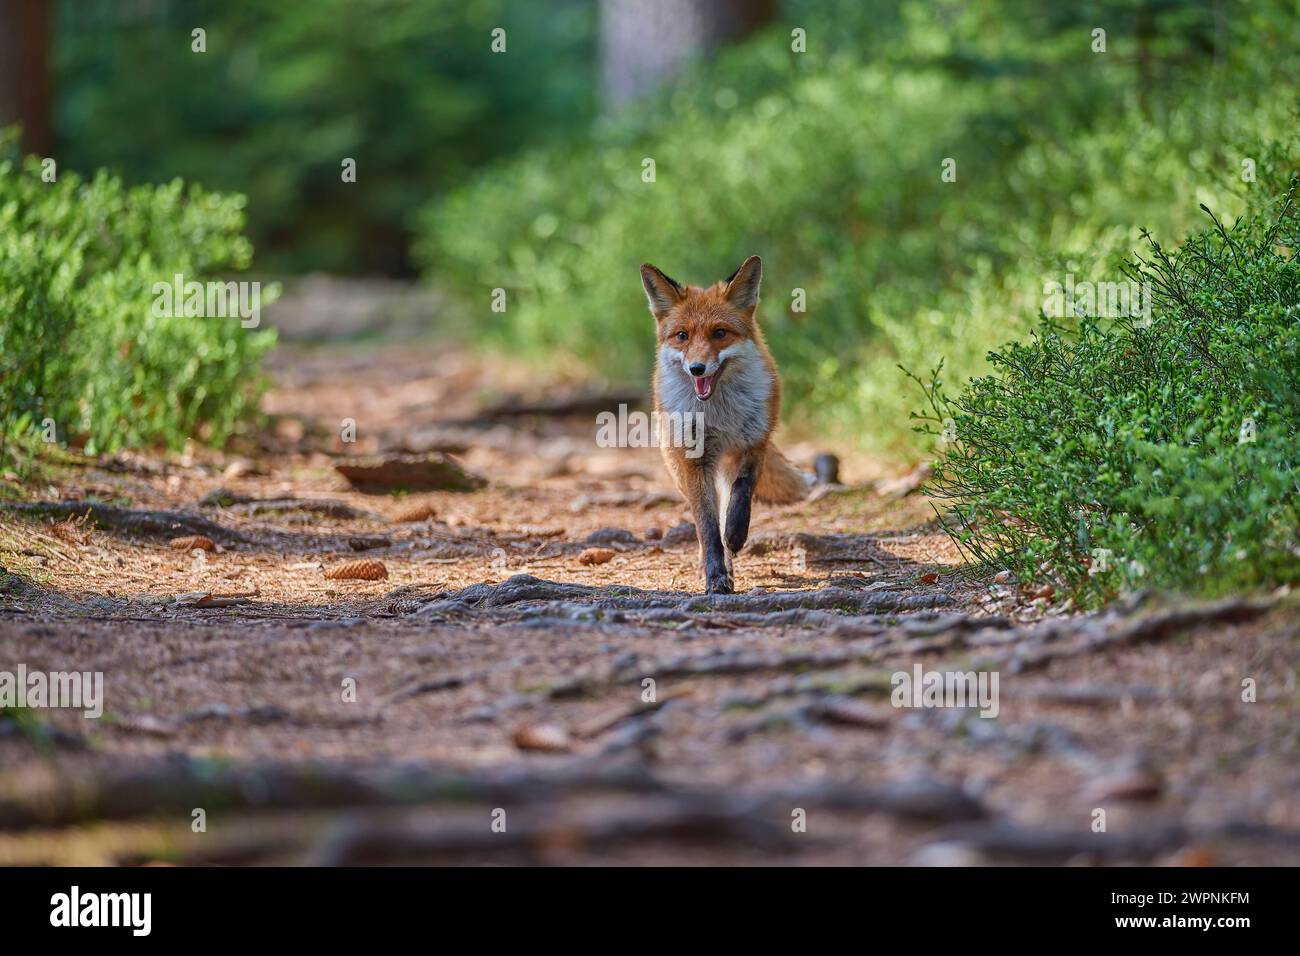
0, 755, 982, 838
415, 573, 952, 620
305, 776, 987, 865
0, 759, 663, 831
979, 595, 1275, 674
199, 489, 383, 520
305, 796, 797, 864
0, 500, 250, 544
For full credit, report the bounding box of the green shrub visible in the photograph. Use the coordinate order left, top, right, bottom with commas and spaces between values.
913, 173, 1300, 603
0, 141, 275, 469
416, 0, 1299, 458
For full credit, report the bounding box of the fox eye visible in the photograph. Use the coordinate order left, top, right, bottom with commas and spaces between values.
675, 330, 688, 342
712, 328, 727, 340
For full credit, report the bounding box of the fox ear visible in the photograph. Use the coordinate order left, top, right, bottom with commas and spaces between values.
640, 263, 684, 318
723, 255, 762, 312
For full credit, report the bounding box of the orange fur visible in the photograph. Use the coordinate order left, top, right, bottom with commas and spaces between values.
641, 255, 809, 593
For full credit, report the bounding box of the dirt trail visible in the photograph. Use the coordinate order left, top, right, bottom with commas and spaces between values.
1, 331, 1297, 866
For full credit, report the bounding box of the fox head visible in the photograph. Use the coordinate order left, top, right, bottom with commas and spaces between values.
640, 255, 763, 402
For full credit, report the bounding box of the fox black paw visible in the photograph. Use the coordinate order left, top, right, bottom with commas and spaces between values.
705, 574, 734, 595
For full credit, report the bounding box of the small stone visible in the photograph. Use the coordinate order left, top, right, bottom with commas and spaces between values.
662, 522, 696, 546
814, 453, 841, 485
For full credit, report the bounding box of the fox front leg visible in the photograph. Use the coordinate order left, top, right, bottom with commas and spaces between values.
685, 460, 733, 594
724, 450, 761, 559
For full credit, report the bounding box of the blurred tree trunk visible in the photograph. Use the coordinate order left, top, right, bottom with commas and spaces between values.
0, 0, 53, 154
599, 0, 775, 110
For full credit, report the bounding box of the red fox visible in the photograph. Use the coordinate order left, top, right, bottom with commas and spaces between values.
640, 255, 811, 593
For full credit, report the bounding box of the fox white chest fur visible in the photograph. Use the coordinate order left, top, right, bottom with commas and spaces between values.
657, 340, 771, 454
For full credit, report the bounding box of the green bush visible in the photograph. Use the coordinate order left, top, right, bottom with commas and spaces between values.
913, 173, 1300, 603
0, 140, 276, 469
417, 0, 1299, 459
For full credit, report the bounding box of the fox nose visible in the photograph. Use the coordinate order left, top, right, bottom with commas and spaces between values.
688, 363, 707, 376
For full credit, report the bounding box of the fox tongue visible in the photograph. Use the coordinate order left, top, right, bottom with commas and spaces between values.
693, 374, 715, 399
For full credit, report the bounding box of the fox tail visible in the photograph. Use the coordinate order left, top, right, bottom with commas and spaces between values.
755, 444, 813, 504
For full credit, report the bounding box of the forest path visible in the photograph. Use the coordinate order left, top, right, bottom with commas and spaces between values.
1, 329, 1296, 865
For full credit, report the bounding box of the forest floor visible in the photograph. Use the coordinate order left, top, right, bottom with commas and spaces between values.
1, 293, 1297, 865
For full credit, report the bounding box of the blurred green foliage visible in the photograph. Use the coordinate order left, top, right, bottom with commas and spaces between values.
54, 0, 595, 274
915, 167, 1300, 603
418, 0, 1299, 459
0, 132, 275, 469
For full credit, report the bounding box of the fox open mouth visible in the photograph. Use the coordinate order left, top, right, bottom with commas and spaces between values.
692, 374, 716, 400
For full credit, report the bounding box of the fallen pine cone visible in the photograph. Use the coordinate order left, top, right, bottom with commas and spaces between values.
324, 559, 388, 581
577, 547, 616, 566
513, 723, 572, 753
393, 500, 438, 523
169, 535, 215, 552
